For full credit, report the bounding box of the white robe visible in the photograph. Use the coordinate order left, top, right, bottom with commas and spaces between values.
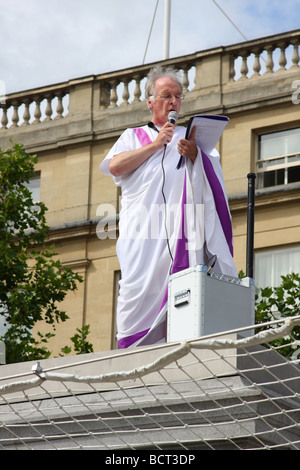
100, 124, 237, 348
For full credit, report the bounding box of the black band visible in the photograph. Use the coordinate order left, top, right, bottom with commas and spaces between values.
148, 121, 159, 133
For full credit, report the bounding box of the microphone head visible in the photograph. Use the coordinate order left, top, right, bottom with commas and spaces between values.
168, 110, 178, 124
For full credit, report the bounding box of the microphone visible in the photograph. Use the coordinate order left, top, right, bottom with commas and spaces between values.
164, 111, 178, 150
168, 110, 178, 125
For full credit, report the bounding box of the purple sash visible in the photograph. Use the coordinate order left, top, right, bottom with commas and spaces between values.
201, 150, 233, 256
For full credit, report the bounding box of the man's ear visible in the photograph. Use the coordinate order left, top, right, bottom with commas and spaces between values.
147, 97, 154, 111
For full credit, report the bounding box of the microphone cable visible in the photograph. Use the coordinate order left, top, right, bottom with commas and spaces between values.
161, 143, 174, 271
148, 122, 174, 271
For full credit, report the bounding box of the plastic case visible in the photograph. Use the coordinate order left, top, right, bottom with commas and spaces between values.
167, 265, 255, 342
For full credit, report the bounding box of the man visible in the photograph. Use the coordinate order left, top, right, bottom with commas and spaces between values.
100, 66, 237, 348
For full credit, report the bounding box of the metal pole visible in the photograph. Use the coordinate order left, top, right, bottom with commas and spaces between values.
163, 0, 171, 59
246, 173, 256, 279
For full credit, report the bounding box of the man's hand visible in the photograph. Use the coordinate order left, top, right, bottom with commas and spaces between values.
177, 126, 198, 162
155, 122, 175, 147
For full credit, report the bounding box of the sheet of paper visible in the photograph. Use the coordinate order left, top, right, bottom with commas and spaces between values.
187, 115, 229, 154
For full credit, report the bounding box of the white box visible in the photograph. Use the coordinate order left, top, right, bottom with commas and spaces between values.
167, 265, 255, 342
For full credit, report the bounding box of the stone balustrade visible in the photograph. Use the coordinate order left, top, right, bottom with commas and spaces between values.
97, 62, 195, 109
0, 29, 299, 137
0, 83, 69, 130
227, 29, 300, 80
96, 29, 300, 110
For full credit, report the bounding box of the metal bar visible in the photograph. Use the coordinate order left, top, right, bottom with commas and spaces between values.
246, 173, 256, 279
163, 0, 171, 60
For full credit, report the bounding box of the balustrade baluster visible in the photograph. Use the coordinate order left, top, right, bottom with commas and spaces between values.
0, 105, 8, 130
11, 102, 19, 128
32, 98, 42, 124
133, 75, 142, 102
252, 49, 262, 77
239, 52, 249, 79
55, 93, 64, 119
265, 46, 274, 73
108, 80, 118, 108
44, 95, 53, 121
21, 99, 31, 126
181, 67, 189, 93
120, 79, 129, 106
291, 40, 300, 68
278, 42, 287, 71
99, 82, 110, 109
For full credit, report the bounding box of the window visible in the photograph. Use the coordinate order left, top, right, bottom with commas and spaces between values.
24, 173, 40, 202
257, 127, 300, 189
254, 245, 300, 289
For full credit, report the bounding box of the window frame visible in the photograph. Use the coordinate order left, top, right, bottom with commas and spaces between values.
253, 123, 300, 190
24, 171, 41, 203
254, 245, 300, 289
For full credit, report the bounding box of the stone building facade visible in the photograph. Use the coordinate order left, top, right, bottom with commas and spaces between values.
0, 29, 299, 355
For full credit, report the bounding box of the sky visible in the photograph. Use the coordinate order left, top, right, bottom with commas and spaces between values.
1, 0, 300, 94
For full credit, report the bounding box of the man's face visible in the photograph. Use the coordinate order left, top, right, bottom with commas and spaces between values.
148, 76, 182, 126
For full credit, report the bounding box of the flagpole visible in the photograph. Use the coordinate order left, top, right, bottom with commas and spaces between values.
163, 0, 171, 59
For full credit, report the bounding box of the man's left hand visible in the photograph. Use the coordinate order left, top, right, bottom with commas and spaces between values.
177, 126, 198, 162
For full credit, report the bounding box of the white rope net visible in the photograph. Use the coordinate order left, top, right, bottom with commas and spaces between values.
1, 317, 300, 451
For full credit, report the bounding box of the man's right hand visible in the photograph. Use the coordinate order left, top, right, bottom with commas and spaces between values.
155, 122, 175, 147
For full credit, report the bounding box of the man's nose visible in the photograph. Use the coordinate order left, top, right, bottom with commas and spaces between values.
170, 95, 177, 104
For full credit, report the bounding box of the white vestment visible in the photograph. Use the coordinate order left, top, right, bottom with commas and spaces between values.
100, 124, 237, 348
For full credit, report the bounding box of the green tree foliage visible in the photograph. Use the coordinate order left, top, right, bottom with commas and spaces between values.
255, 272, 300, 359
0, 143, 91, 363
60, 325, 94, 356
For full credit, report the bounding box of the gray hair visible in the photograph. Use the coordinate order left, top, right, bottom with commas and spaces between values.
145, 65, 183, 103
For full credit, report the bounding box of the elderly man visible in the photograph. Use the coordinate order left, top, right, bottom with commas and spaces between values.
100, 65, 237, 348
